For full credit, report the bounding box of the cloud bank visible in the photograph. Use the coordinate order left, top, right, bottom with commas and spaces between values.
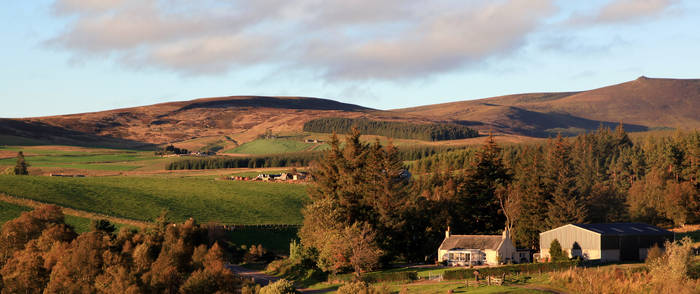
48, 0, 680, 81
568, 0, 678, 25
49, 0, 556, 80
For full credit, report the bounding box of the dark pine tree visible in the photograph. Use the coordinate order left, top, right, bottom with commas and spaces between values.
545, 135, 586, 229
13, 151, 29, 175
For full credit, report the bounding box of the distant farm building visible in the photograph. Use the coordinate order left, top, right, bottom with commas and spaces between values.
254, 171, 307, 182
539, 223, 673, 262
304, 139, 322, 143
438, 227, 517, 266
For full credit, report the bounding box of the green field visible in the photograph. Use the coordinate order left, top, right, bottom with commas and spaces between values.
0, 201, 123, 233
0, 175, 309, 225
0, 201, 30, 224
224, 138, 322, 154
0, 146, 161, 171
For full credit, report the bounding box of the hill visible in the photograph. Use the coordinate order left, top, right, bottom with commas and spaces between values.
1, 96, 436, 148
396, 77, 700, 136
1, 77, 698, 146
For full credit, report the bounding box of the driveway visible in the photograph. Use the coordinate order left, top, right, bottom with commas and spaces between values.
227, 264, 280, 286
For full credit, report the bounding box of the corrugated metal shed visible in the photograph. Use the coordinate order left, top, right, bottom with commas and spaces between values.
540, 224, 600, 251
539, 223, 674, 262
572, 223, 672, 236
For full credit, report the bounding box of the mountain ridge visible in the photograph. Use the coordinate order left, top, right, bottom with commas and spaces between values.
1, 77, 698, 147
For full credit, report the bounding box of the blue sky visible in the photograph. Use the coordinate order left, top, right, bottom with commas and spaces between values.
1, 0, 698, 118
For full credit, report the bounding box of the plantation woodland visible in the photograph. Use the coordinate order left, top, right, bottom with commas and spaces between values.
302, 117, 479, 141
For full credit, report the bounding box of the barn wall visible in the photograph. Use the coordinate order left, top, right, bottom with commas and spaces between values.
540, 225, 601, 253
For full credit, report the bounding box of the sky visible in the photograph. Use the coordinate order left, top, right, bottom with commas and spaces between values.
1, 0, 699, 118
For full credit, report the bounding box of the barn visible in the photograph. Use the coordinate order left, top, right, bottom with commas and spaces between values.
539, 223, 673, 262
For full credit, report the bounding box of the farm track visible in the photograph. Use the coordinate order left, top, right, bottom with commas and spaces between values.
0, 193, 152, 228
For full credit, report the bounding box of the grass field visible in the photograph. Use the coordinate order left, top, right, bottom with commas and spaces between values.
223, 138, 322, 154
0, 145, 162, 171
0, 200, 127, 233
0, 175, 309, 225
0, 200, 30, 224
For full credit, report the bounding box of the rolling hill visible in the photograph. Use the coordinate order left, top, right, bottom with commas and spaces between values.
1, 77, 698, 147
396, 77, 700, 136
1, 96, 429, 148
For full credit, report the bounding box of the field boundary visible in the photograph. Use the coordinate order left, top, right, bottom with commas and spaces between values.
0, 193, 152, 228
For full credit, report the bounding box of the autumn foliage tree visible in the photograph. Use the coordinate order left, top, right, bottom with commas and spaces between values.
0, 205, 250, 293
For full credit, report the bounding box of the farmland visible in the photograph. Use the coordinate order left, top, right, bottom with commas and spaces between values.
0, 175, 309, 225
0, 200, 121, 233
223, 137, 325, 154
0, 145, 165, 172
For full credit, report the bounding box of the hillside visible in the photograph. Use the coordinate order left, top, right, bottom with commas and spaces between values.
1, 77, 698, 147
1, 96, 427, 147
396, 77, 700, 136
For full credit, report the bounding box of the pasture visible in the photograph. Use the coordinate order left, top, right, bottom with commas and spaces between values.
0, 175, 309, 225
0, 145, 164, 172
0, 200, 124, 233
223, 138, 322, 154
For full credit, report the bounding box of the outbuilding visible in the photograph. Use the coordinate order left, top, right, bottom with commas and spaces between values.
539, 223, 673, 262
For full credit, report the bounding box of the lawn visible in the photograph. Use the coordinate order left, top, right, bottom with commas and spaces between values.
385, 283, 546, 294
223, 138, 318, 154
0, 175, 309, 225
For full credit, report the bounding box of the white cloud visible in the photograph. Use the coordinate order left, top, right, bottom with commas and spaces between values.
568, 0, 678, 25
48, 0, 556, 80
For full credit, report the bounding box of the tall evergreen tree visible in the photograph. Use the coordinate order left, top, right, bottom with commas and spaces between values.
545, 135, 586, 228
456, 135, 512, 234
512, 146, 548, 249
13, 151, 29, 175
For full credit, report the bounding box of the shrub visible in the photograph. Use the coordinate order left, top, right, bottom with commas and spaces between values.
336, 281, 369, 294
335, 281, 391, 294
549, 239, 567, 262
259, 279, 297, 294
329, 271, 418, 283
645, 243, 663, 264
443, 261, 579, 280
648, 237, 694, 283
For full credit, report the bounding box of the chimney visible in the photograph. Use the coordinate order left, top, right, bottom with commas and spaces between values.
445, 226, 451, 239
502, 227, 510, 240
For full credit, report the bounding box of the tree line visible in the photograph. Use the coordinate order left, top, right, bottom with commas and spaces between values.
0, 206, 249, 293
166, 145, 470, 170
166, 152, 322, 170
282, 126, 698, 276
302, 117, 479, 141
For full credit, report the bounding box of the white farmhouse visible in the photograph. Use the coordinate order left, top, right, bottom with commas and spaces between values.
437, 227, 516, 266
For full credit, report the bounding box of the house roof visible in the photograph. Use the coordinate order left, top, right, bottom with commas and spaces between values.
570, 223, 672, 236
438, 235, 503, 251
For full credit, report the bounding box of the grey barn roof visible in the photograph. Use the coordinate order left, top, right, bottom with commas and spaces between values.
571, 223, 673, 236
438, 235, 502, 251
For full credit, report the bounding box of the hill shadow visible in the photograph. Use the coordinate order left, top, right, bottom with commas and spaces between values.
0, 118, 156, 150
500, 107, 649, 137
